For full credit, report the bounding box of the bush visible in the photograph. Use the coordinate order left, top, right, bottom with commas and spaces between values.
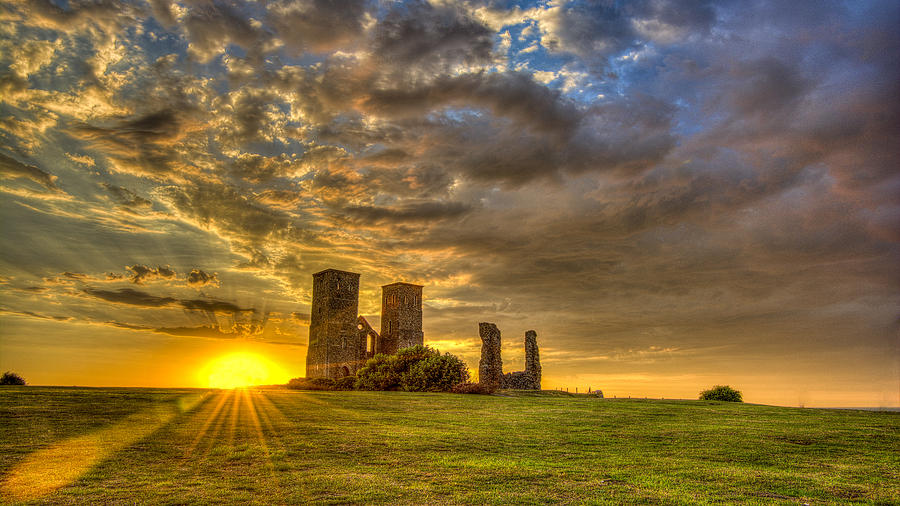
0, 371, 25, 385
401, 353, 470, 392
356, 345, 469, 392
354, 353, 402, 391
286, 377, 335, 391
334, 376, 357, 391
699, 385, 743, 402
450, 381, 497, 395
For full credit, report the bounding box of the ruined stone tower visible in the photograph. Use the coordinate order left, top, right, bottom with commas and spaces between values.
306, 269, 366, 379
524, 330, 541, 388
477, 323, 541, 390
478, 322, 503, 385
379, 282, 424, 355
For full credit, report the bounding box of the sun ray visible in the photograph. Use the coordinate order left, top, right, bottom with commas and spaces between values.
226, 388, 241, 447
185, 391, 231, 457
0, 394, 204, 502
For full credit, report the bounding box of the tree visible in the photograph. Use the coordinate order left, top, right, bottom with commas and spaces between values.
699, 385, 742, 402
0, 371, 26, 385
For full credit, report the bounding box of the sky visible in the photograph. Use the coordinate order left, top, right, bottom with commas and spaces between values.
0, 0, 897, 407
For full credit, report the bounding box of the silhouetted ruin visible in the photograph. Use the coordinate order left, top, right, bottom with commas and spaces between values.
307, 269, 423, 379
478, 323, 542, 390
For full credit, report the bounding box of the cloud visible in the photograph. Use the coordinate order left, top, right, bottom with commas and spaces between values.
0, 308, 73, 322
126, 264, 177, 285
339, 200, 472, 225
9, 0, 141, 33
290, 312, 310, 325
267, 0, 370, 54
186, 269, 219, 288
179, 298, 251, 314
153, 325, 238, 339
0, 153, 61, 192
361, 71, 581, 137
69, 110, 197, 181
181, 0, 270, 63
83, 286, 249, 311
101, 183, 153, 211
374, 1, 495, 72
83, 288, 177, 307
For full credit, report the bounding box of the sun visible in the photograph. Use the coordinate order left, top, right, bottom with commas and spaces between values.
200, 352, 285, 389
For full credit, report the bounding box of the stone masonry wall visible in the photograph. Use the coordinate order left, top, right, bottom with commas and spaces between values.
380, 283, 424, 355
524, 330, 541, 389
306, 269, 364, 379
478, 322, 503, 385
479, 326, 541, 390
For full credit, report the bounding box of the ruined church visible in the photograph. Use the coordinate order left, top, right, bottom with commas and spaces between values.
306, 268, 542, 390
306, 269, 423, 379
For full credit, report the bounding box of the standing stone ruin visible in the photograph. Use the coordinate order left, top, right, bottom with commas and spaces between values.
477, 323, 542, 390
306, 269, 423, 380
478, 323, 503, 385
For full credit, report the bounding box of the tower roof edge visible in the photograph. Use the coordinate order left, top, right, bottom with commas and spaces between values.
313, 268, 360, 277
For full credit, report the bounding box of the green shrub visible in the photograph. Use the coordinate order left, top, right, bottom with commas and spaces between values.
286, 377, 335, 391
355, 353, 402, 391
699, 385, 743, 402
0, 371, 25, 385
450, 381, 497, 394
334, 376, 357, 390
401, 353, 470, 392
356, 345, 469, 392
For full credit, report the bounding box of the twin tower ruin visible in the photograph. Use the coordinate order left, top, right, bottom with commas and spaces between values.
306, 268, 541, 390
306, 269, 423, 379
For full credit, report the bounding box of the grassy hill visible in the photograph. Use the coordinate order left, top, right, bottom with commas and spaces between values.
1, 387, 897, 504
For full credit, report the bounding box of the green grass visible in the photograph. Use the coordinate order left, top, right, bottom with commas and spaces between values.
1, 387, 897, 504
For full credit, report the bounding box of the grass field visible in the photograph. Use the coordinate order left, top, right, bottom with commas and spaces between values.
0, 387, 897, 504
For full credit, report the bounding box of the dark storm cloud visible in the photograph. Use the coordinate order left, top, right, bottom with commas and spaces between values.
0, 153, 61, 192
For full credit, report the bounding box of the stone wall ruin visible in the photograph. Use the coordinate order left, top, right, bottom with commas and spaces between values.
477, 322, 541, 390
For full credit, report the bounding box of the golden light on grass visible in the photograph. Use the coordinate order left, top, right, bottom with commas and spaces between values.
0, 394, 206, 502
200, 352, 287, 389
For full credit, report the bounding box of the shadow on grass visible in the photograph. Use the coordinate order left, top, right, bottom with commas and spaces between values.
0, 392, 207, 502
